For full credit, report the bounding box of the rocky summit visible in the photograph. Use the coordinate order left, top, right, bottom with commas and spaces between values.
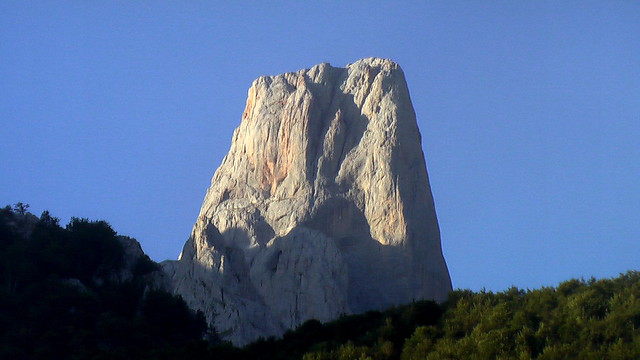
162, 58, 452, 345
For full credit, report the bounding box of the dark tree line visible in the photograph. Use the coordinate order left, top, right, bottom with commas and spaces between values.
0, 205, 210, 359
2, 204, 639, 359
295, 275, 640, 360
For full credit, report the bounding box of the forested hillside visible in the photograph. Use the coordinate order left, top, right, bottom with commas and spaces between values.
298, 274, 640, 359
238, 271, 640, 359
0, 204, 210, 359
1, 204, 638, 359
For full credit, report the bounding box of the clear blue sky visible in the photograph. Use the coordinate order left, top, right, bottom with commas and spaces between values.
1, 1, 638, 292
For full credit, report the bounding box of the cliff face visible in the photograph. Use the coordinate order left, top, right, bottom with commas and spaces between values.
164, 58, 452, 345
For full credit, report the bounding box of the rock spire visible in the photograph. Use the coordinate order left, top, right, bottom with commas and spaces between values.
163, 58, 452, 345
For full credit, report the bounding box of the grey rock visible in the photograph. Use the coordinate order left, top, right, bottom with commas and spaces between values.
165, 58, 452, 345
114, 235, 145, 282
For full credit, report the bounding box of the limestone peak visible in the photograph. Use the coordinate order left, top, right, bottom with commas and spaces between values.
164, 58, 452, 345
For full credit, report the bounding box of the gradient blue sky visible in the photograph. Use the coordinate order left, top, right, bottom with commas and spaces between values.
1, 2, 638, 291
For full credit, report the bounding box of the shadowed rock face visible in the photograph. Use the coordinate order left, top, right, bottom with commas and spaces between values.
163, 58, 452, 345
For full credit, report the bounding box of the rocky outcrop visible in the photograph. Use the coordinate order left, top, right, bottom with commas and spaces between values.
164, 58, 452, 345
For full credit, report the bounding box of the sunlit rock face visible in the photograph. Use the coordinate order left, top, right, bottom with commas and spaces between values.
163, 58, 452, 345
